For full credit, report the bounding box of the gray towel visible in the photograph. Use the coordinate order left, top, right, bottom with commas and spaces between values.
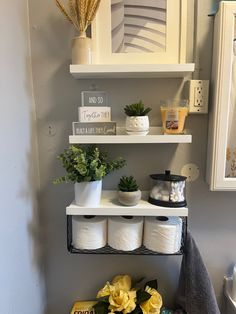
176, 232, 220, 314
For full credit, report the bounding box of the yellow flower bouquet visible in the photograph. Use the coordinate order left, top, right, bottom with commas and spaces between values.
94, 275, 163, 314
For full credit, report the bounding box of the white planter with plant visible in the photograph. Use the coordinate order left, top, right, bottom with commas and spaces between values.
74, 180, 102, 207
124, 101, 152, 136
118, 176, 141, 206
54, 145, 125, 206
55, 0, 101, 64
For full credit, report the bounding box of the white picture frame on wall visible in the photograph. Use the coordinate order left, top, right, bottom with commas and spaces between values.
92, 0, 187, 65
207, 2, 236, 191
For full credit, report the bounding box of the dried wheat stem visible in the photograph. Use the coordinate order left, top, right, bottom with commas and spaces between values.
55, 0, 101, 35
69, 0, 80, 31
55, 0, 73, 24
78, 0, 87, 33
55, 0, 80, 32
69, 0, 76, 18
85, 0, 101, 30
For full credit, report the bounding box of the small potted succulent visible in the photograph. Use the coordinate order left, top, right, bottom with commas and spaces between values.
124, 100, 152, 135
54, 145, 125, 206
118, 176, 141, 206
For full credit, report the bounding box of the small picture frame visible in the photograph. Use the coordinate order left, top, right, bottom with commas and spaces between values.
92, 0, 187, 65
81, 91, 108, 106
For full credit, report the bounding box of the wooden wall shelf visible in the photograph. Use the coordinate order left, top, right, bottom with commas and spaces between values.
70, 63, 195, 79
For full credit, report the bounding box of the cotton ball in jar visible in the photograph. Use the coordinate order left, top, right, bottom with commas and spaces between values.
150, 186, 161, 199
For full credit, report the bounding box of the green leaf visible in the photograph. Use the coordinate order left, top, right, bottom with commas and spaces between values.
130, 305, 142, 314
160, 309, 174, 314
124, 101, 151, 116
136, 290, 151, 304
53, 144, 126, 184
96, 296, 109, 303
93, 301, 109, 314
118, 175, 139, 192
145, 279, 158, 290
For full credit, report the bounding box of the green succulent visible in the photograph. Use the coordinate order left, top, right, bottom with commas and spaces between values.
118, 176, 139, 192
54, 145, 126, 184
124, 100, 152, 116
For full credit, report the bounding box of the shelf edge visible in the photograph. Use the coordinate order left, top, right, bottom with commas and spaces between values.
66, 191, 188, 216
70, 63, 195, 79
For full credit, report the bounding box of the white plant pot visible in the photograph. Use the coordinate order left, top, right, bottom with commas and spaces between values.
72, 35, 92, 65
118, 190, 142, 206
125, 116, 150, 135
74, 181, 102, 207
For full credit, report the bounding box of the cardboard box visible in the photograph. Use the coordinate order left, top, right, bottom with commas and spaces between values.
70, 301, 97, 314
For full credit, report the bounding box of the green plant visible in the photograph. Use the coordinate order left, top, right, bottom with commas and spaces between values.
53, 145, 126, 184
118, 176, 139, 192
124, 101, 152, 116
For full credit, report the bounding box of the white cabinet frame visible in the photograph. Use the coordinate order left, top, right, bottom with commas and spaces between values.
207, 2, 236, 190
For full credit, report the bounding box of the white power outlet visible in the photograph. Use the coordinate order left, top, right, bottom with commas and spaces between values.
187, 80, 209, 113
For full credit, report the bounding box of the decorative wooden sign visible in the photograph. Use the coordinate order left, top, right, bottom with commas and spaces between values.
73, 122, 116, 135
78, 106, 111, 122
81, 91, 108, 106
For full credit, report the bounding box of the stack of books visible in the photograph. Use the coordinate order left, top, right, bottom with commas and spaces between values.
72, 91, 116, 135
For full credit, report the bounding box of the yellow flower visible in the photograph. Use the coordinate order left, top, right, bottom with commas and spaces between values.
97, 283, 112, 298
112, 275, 132, 291
109, 289, 136, 314
140, 286, 162, 314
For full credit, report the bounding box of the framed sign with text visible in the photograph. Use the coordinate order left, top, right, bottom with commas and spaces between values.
81, 91, 108, 106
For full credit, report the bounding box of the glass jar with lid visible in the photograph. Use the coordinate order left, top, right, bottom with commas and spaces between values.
149, 170, 187, 207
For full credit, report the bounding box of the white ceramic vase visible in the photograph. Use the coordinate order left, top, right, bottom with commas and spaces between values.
72, 32, 92, 65
74, 181, 102, 207
125, 116, 150, 135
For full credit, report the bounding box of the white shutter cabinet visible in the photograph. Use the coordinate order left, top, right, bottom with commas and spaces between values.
207, 2, 236, 190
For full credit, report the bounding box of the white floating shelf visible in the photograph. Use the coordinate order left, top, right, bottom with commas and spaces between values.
70, 63, 195, 79
66, 191, 188, 217
69, 127, 192, 144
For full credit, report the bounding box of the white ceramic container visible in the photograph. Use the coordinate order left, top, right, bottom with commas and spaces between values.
74, 180, 102, 206
125, 116, 149, 135
72, 35, 92, 64
118, 190, 141, 206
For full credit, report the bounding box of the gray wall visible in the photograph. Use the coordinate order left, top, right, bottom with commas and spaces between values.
0, 1, 45, 313
28, 0, 236, 313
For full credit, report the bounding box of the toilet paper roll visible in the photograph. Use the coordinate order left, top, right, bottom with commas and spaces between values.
108, 216, 143, 251
143, 216, 182, 254
72, 216, 107, 250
